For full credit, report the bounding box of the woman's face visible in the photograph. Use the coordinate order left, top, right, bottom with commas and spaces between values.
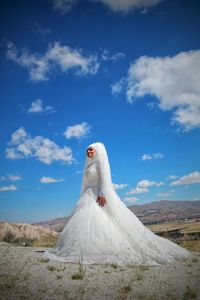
86, 147, 96, 158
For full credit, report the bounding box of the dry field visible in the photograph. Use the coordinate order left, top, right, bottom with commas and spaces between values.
148, 219, 200, 234
0, 242, 200, 300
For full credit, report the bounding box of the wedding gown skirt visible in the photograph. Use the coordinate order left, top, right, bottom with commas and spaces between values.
44, 161, 190, 266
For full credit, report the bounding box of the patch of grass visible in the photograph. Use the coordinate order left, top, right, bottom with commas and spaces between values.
119, 284, 131, 294
1, 276, 17, 290
71, 272, 84, 280
180, 240, 200, 252
47, 265, 57, 272
32, 237, 58, 247
71, 249, 86, 280
183, 286, 197, 299
192, 257, 198, 263
3, 232, 34, 247
134, 270, 144, 281
110, 263, 118, 268
3, 231, 16, 243
38, 258, 50, 263
136, 273, 143, 281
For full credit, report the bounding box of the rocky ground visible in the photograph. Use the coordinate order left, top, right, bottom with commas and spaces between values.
0, 242, 200, 300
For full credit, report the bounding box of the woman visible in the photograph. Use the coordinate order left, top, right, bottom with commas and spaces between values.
44, 142, 191, 266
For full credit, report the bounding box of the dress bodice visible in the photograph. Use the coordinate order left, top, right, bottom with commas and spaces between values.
84, 160, 100, 193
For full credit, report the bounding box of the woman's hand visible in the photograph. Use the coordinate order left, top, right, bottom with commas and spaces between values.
96, 195, 106, 207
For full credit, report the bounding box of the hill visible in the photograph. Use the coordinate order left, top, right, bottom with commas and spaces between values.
33, 200, 200, 232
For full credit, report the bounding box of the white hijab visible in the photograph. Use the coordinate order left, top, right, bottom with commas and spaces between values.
81, 142, 113, 196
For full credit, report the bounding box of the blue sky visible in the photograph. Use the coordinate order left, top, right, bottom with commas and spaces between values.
0, 0, 200, 223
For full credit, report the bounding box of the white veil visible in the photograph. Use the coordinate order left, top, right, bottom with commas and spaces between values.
80, 142, 158, 247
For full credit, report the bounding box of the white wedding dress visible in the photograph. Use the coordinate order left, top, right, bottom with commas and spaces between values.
44, 142, 191, 266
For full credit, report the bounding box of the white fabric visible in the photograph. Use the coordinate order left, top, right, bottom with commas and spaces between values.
44, 142, 191, 266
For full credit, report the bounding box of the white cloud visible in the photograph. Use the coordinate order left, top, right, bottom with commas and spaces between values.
28, 99, 55, 114
6, 42, 99, 82
170, 171, 200, 186
113, 183, 128, 190
63, 122, 91, 139
113, 49, 200, 131
6, 127, 74, 165
126, 179, 165, 194
123, 197, 138, 203
166, 175, 178, 180
51, 0, 77, 14
51, 0, 162, 14
40, 176, 64, 183
32, 21, 51, 36
8, 175, 22, 181
141, 152, 164, 161
156, 181, 165, 187
93, 0, 163, 13
101, 49, 125, 62
10, 127, 27, 145
157, 192, 171, 197
0, 185, 17, 192
111, 77, 126, 95
126, 186, 149, 195
137, 180, 156, 188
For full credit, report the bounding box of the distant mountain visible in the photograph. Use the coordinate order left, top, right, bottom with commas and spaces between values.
33, 200, 200, 232
129, 200, 200, 224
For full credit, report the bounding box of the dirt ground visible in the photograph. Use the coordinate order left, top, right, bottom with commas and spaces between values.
0, 242, 200, 300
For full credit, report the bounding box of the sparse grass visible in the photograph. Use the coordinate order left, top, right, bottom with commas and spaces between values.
110, 263, 118, 268
183, 286, 197, 299
119, 284, 132, 294
32, 237, 58, 247
47, 265, 57, 272
192, 257, 198, 263
3, 231, 16, 243
180, 240, 200, 252
139, 265, 149, 271
38, 258, 50, 263
0, 275, 17, 291
71, 249, 86, 280
3, 232, 34, 247
135, 272, 143, 281
57, 275, 63, 280
3, 231, 57, 248
71, 272, 84, 280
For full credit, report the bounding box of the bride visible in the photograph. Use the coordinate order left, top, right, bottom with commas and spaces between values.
44, 142, 191, 266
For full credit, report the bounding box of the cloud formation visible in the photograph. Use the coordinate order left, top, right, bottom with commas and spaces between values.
63, 122, 91, 139
112, 49, 200, 131
123, 197, 138, 203
126, 179, 165, 194
166, 175, 178, 180
94, 0, 163, 13
170, 171, 200, 186
8, 175, 22, 181
51, 0, 77, 14
27, 99, 55, 114
0, 185, 17, 192
40, 176, 64, 183
6, 127, 74, 165
113, 183, 128, 190
101, 49, 125, 62
6, 42, 99, 82
51, 0, 163, 14
141, 152, 164, 161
